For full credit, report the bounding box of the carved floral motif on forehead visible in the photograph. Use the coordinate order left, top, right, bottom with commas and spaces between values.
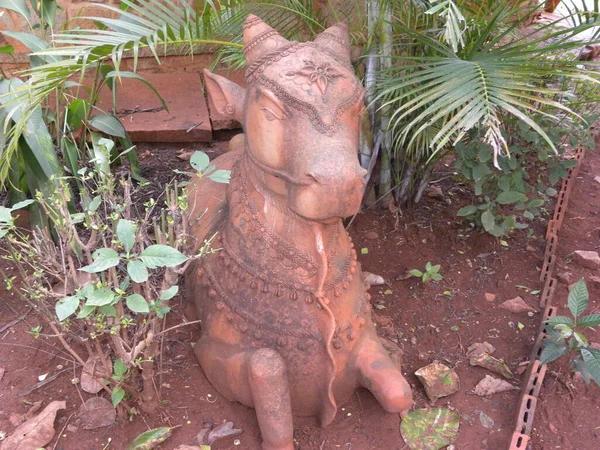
284, 59, 346, 97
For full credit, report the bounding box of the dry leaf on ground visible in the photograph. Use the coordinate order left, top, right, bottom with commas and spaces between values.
77, 397, 116, 430
499, 296, 537, 314
473, 375, 519, 397
0, 400, 65, 450
81, 355, 110, 394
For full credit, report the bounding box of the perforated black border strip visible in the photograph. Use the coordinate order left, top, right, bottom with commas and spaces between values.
508, 148, 584, 449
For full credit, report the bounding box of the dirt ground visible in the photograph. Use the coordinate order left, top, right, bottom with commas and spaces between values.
0, 136, 599, 450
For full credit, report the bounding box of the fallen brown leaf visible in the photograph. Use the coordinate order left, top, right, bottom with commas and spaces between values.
1, 400, 66, 450
499, 296, 537, 314
81, 355, 109, 394
77, 397, 116, 430
473, 375, 518, 397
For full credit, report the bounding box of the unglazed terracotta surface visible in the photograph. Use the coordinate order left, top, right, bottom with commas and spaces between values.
185, 15, 413, 450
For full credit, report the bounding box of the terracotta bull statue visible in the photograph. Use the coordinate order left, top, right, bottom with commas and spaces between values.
186, 15, 413, 450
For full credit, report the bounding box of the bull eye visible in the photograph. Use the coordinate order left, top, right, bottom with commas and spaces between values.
260, 107, 280, 122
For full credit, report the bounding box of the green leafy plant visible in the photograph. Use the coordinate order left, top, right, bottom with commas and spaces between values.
373, 0, 600, 205
0, 148, 227, 412
410, 261, 443, 283
541, 279, 600, 386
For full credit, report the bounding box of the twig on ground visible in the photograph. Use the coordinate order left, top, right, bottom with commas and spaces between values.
0, 307, 33, 335
51, 413, 73, 450
17, 368, 70, 398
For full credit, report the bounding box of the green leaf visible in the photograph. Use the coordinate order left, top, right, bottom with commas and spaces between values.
581, 348, 600, 387
568, 279, 589, 319
457, 205, 477, 216
88, 196, 102, 212
528, 199, 544, 208
127, 260, 148, 283
410, 269, 423, 278
117, 219, 136, 253
99, 305, 117, 317
430, 264, 441, 273
0, 31, 60, 65
496, 191, 527, 205
127, 427, 173, 450
481, 211, 495, 233
126, 294, 149, 313
113, 358, 127, 380
400, 408, 459, 450
577, 314, 600, 328
80, 248, 120, 273
540, 340, 567, 365
10, 199, 34, 210
431, 272, 443, 281
67, 98, 89, 130
139, 245, 187, 269
77, 305, 95, 319
472, 163, 491, 181
425, 261, 432, 271
159, 285, 179, 301
56, 296, 79, 321
546, 316, 575, 327
86, 288, 115, 307
0, 44, 14, 54
111, 386, 125, 407
89, 114, 126, 138
190, 151, 210, 173
360, 247, 368, 255
208, 169, 231, 184
0, 0, 30, 21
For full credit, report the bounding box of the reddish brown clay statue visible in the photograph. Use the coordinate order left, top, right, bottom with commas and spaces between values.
186, 15, 413, 450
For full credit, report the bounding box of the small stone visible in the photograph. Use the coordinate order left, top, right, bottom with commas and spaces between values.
594, 175, 600, 185
426, 186, 444, 199
479, 411, 494, 429
415, 362, 460, 402
363, 272, 385, 286
66, 424, 78, 433
499, 296, 537, 314
364, 231, 379, 240
525, 245, 536, 253
557, 272, 573, 285
572, 250, 600, 270
484, 293, 496, 302
588, 275, 600, 287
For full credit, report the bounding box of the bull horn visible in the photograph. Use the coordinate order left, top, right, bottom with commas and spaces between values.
313, 23, 351, 66
243, 14, 289, 66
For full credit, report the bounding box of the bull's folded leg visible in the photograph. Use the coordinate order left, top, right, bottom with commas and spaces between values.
248, 348, 295, 450
355, 334, 413, 417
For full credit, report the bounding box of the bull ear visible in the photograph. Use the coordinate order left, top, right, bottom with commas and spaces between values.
314, 23, 351, 66
203, 69, 246, 123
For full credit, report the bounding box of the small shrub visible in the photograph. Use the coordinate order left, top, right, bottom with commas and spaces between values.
0, 148, 226, 411
410, 262, 443, 283
541, 279, 600, 385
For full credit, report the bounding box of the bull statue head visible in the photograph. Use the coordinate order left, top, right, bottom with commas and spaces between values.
204, 15, 367, 222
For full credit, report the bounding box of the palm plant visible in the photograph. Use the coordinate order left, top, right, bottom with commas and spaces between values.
373, 0, 599, 204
